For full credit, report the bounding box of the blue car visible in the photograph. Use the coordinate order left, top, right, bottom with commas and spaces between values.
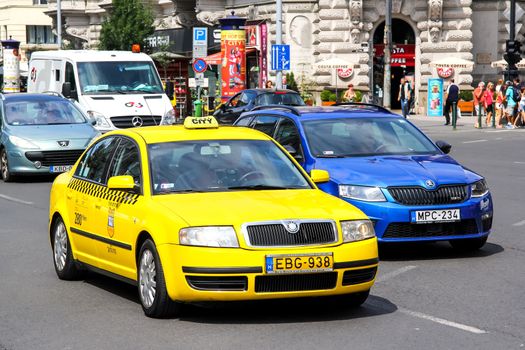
234, 104, 493, 251
0, 93, 99, 182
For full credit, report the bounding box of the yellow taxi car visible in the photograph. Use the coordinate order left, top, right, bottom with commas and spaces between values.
49, 116, 379, 318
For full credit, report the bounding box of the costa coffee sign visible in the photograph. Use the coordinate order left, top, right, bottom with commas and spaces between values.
437, 67, 454, 78
337, 67, 354, 78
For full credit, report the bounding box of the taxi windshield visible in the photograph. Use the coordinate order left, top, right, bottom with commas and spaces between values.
302, 117, 440, 157
149, 140, 312, 194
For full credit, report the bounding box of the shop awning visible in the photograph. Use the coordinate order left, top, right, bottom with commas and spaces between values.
203, 48, 257, 66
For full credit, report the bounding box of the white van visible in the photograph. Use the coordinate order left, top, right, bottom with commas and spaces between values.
28, 50, 176, 132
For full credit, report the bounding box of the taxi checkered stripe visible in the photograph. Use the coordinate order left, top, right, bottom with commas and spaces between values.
68, 178, 139, 205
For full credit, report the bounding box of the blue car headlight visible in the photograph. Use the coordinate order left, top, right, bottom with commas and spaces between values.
339, 185, 386, 202
471, 179, 489, 197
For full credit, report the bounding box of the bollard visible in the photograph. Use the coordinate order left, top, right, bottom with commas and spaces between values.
477, 102, 483, 129
193, 100, 203, 118
452, 101, 457, 130
492, 106, 496, 128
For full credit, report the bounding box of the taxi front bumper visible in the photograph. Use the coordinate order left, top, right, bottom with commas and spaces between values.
157, 238, 378, 302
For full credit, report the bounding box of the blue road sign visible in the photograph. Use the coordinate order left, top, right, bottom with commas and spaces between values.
193, 27, 208, 45
192, 58, 208, 73
271, 44, 290, 71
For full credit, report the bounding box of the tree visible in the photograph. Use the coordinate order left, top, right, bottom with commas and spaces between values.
285, 72, 299, 92
98, 0, 155, 51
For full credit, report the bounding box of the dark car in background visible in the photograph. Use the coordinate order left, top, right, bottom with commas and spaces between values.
213, 89, 305, 124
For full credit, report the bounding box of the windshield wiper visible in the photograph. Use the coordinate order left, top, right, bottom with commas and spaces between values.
227, 184, 295, 190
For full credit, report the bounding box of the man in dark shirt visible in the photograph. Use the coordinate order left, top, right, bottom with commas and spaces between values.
444, 79, 459, 125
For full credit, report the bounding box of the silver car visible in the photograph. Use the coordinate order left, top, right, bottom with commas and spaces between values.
0, 93, 99, 181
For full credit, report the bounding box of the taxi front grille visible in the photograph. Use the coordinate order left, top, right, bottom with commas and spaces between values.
255, 272, 337, 293
382, 219, 478, 238
110, 115, 162, 128
245, 221, 337, 247
388, 185, 468, 206
25, 150, 84, 166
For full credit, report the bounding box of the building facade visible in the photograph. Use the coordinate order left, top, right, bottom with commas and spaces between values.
44, 0, 525, 110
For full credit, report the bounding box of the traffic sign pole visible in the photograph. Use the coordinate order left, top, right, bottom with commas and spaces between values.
276, 0, 283, 89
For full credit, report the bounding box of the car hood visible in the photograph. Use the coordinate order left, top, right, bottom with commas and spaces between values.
80, 94, 168, 116
6, 124, 98, 149
153, 189, 367, 227
314, 154, 482, 187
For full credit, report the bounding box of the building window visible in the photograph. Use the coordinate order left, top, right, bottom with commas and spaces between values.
33, 0, 48, 4
26, 26, 56, 44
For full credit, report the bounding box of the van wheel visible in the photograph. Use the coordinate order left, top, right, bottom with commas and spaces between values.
1, 149, 13, 182
449, 236, 488, 252
138, 239, 181, 318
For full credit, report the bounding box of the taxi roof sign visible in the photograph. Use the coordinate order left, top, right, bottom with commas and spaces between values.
184, 116, 219, 129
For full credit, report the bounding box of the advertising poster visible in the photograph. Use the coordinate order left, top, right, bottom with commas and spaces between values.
427, 78, 443, 117
1, 39, 21, 93
259, 23, 268, 88
221, 30, 246, 101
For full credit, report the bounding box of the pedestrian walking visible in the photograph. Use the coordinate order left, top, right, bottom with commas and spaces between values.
473, 82, 486, 118
265, 80, 274, 89
495, 78, 504, 93
504, 80, 518, 128
397, 78, 411, 118
484, 82, 494, 126
443, 79, 459, 125
495, 83, 506, 128
512, 86, 525, 128
343, 84, 356, 102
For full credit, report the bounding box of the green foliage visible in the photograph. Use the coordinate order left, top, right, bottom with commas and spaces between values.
459, 90, 473, 101
354, 90, 363, 102
285, 72, 299, 92
98, 0, 155, 51
320, 89, 332, 101
329, 93, 337, 102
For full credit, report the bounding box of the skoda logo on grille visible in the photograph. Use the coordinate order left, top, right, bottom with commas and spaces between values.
425, 180, 436, 189
283, 220, 300, 234
57, 140, 69, 147
131, 116, 143, 127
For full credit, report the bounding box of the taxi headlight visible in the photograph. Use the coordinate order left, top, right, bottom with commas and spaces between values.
339, 185, 386, 202
87, 111, 111, 128
8, 135, 39, 149
179, 226, 239, 248
471, 179, 489, 197
341, 220, 375, 242
161, 108, 176, 125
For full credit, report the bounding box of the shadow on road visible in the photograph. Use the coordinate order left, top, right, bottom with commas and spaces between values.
83, 272, 398, 323
378, 241, 504, 261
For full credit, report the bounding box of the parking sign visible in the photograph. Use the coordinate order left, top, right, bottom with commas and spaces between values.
193, 27, 208, 46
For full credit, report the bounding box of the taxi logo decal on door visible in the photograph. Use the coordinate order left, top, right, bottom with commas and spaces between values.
67, 178, 139, 205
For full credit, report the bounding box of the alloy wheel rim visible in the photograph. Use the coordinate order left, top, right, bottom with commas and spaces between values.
139, 249, 156, 308
54, 222, 68, 271
1, 152, 7, 179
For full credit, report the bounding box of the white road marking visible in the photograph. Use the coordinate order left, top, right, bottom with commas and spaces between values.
399, 307, 488, 334
0, 194, 34, 205
462, 139, 488, 144
376, 266, 417, 283
512, 219, 525, 227
514, 161, 525, 164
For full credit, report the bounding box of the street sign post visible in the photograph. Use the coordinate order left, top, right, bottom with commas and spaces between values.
193, 27, 208, 101
271, 44, 290, 71
192, 58, 208, 74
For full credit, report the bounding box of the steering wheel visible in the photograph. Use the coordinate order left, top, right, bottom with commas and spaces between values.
374, 144, 389, 153
238, 171, 265, 183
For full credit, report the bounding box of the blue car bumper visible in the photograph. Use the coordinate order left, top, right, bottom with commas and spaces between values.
340, 193, 493, 243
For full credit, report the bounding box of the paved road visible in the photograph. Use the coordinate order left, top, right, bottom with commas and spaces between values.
0, 119, 524, 350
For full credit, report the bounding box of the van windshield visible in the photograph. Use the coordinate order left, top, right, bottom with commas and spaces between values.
77, 61, 164, 95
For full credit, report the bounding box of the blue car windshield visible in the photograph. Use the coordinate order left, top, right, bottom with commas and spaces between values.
5, 100, 87, 126
77, 61, 163, 94
302, 117, 440, 157
149, 139, 312, 194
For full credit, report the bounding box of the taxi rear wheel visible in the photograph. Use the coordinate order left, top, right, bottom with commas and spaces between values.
138, 239, 181, 318
52, 217, 82, 280
449, 236, 488, 251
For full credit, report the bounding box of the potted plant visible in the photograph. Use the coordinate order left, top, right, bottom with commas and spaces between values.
321, 89, 335, 106
458, 90, 474, 116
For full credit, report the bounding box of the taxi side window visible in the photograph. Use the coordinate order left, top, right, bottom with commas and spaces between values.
75, 137, 119, 183
108, 138, 141, 188
250, 115, 279, 136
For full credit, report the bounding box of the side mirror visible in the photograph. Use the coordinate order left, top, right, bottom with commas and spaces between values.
310, 169, 330, 183
62, 82, 72, 98
107, 175, 136, 191
435, 140, 452, 154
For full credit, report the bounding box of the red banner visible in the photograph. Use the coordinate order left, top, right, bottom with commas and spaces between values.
221, 30, 246, 101
259, 23, 268, 88
374, 44, 415, 67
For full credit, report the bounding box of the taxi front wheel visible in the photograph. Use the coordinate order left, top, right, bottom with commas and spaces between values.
52, 217, 83, 280
138, 239, 181, 318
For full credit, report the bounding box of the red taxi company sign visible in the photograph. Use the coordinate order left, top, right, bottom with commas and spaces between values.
374, 44, 415, 67
337, 67, 354, 78
437, 67, 454, 78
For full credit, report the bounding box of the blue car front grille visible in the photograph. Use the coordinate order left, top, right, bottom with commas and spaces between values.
388, 185, 468, 206
382, 219, 478, 238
